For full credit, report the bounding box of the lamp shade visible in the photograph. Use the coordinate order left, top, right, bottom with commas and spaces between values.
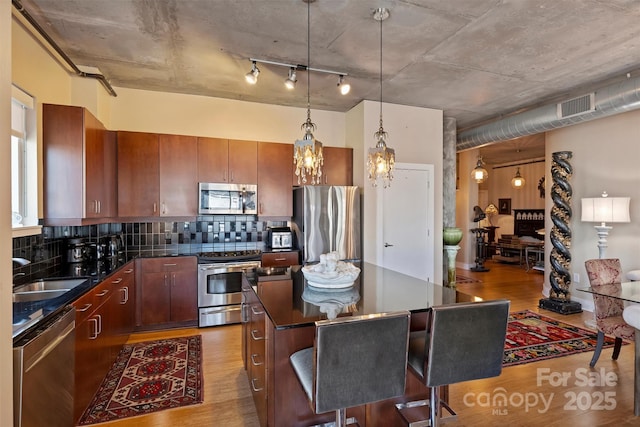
581, 195, 630, 224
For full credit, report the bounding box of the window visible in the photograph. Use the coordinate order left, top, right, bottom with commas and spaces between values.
11, 85, 38, 233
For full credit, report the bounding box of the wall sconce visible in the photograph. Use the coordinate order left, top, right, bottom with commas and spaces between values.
511, 167, 525, 189
471, 156, 488, 183
581, 191, 631, 258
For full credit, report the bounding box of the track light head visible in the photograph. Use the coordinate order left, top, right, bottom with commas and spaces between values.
245, 61, 260, 84
338, 75, 351, 95
285, 68, 297, 90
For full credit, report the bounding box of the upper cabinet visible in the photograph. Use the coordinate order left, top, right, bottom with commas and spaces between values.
43, 104, 116, 224
117, 131, 160, 217
257, 142, 293, 217
117, 132, 198, 217
159, 134, 198, 216
197, 137, 257, 184
292, 146, 353, 186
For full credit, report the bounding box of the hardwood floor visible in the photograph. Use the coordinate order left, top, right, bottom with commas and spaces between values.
95, 261, 637, 426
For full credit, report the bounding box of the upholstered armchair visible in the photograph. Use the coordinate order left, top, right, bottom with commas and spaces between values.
584, 258, 635, 367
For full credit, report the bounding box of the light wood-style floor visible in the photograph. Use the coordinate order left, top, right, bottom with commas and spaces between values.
94, 260, 638, 426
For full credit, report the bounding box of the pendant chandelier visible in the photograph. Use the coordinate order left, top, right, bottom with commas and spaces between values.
368, 7, 395, 188
294, 0, 323, 185
511, 167, 526, 189
471, 156, 488, 184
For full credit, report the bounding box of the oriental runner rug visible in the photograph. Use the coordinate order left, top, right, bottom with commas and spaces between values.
78, 335, 203, 425
503, 310, 625, 367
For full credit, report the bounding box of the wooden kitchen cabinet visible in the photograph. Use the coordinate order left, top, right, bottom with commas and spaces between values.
117, 131, 160, 217
107, 261, 135, 358
159, 134, 198, 216
136, 256, 198, 329
261, 251, 299, 267
292, 146, 353, 186
43, 104, 116, 224
198, 137, 258, 184
118, 132, 198, 217
73, 281, 116, 422
257, 141, 293, 217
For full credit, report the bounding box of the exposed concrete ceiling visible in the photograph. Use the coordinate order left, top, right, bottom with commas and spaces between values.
14, 0, 640, 163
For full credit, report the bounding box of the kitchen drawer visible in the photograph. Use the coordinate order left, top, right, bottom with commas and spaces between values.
261, 251, 299, 267
138, 256, 196, 273
72, 282, 111, 324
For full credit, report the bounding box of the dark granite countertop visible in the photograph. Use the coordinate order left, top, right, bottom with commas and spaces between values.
255, 262, 477, 330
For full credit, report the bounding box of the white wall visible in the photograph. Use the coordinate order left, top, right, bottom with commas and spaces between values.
545, 109, 640, 311
356, 100, 444, 284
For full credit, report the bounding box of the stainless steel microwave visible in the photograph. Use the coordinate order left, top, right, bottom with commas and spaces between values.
198, 183, 257, 215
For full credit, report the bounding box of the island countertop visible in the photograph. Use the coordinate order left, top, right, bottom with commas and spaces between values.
254, 262, 478, 330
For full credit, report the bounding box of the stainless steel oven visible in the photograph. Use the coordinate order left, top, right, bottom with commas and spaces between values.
197, 252, 260, 327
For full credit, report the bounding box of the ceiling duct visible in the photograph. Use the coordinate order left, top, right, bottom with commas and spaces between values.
457, 74, 640, 150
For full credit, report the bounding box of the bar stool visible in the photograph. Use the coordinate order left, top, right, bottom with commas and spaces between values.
290, 311, 411, 427
397, 299, 510, 427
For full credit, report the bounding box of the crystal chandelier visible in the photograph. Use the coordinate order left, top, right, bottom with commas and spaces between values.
368, 7, 394, 188
294, 0, 323, 185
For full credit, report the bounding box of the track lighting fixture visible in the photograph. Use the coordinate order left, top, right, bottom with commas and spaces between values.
245, 61, 260, 84
245, 58, 349, 95
337, 75, 350, 95
285, 68, 297, 89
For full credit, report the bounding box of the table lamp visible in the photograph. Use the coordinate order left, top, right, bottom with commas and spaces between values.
581, 191, 630, 258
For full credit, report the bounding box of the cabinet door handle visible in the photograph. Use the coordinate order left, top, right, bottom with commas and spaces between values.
96, 314, 102, 335
76, 303, 92, 312
153, 203, 157, 213
89, 318, 99, 339
163, 263, 177, 267
121, 286, 129, 304
251, 305, 264, 315
274, 257, 286, 261
251, 378, 264, 392
251, 329, 265, 341
124, 268, 134, 274
259, 203, 263, 215
97, 200, 101, 213
230, 171, 234, 182
251, 353, 263, 366
162, 202, 167, 215
96, 289, 109, 297
112, 278, 123, 284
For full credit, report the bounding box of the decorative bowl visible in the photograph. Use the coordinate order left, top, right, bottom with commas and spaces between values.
302, 261, 361, 289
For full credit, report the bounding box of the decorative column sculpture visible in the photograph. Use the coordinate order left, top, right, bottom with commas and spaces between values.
539, 151, 582, 314
443, 227, 463, 287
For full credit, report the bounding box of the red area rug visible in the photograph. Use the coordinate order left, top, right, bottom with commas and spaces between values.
503, 310, 625, 367
78, 335, 203, 425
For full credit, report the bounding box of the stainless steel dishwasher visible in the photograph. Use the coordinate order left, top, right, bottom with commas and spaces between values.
13, 306, 76, 427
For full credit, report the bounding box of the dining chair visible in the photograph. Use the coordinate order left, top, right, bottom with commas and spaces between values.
397, 299, 510, 427
585, 258, 635, 367
290, 311, 411, 427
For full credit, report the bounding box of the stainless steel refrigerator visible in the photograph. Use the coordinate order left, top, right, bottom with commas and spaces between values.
292, 186, 361, 264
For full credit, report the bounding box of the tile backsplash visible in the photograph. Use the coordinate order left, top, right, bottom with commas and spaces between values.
12, 216, 288, 283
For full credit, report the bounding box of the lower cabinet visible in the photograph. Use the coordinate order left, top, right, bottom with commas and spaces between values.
261, 251, 299, 267
73, 282, 115, 422
136, 256, 198, 329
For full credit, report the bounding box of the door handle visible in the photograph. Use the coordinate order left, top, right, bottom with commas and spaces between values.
384, 243, 394, 247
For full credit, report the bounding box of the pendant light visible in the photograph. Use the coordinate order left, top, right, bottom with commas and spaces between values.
471, 156, 488, 184
367, 7, 395, 188
293, 0, 323, 185
511, 167, 526, 189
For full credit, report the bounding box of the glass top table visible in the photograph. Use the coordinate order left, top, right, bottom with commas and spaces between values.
576, 282, 640, 304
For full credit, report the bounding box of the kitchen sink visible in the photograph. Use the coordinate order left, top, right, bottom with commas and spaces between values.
13, 278, 88, 293
13, 290, 70, 303
12, 278, 89, 303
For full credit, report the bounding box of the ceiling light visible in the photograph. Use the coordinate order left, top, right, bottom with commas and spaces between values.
245, 61, 260, 84
294, 0, 323, 185
511, 167, 525, 189
337, 75, 350, 95
285, 68, 297, 89
471, 156, 488, 184
368, 7, 394, 188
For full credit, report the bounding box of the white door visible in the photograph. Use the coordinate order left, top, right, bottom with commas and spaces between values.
381, 164, 434, 281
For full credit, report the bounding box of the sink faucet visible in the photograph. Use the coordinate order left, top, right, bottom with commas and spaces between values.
12, 257, 31, 266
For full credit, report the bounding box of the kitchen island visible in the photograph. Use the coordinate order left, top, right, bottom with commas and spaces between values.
243, 262, 478, 427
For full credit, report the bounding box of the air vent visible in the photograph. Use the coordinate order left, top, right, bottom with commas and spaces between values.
557, 93, 595, 119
